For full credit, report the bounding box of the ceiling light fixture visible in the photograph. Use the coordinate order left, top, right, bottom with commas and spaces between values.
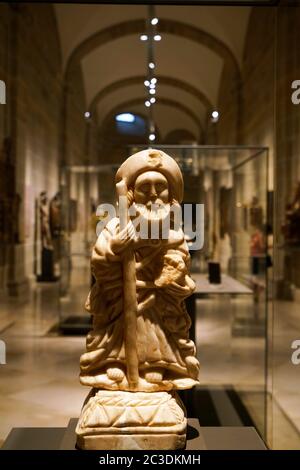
211, 110, 219, 123
151, 18, 159, 26
140, 34, 148, 41
149, 133, 156, 141
154, 35, 161, 42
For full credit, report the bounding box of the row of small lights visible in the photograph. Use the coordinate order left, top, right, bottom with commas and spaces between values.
140, 14, 160, 142
144, 76, 157, 108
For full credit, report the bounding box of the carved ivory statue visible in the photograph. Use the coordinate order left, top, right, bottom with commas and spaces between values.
76, 149, 199, 450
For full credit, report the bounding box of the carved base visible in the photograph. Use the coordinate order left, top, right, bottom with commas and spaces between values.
76, 389, 187, 450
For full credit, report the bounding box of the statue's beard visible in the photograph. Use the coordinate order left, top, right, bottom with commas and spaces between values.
131, 201, 171, 224
129, 201, 181, 239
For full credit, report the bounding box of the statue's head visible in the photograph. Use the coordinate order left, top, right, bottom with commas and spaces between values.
115, 149, 183, 207
115, 149, 183, 227
133, 171, 169, 207
129, 170, 171, 225
39, 191, 48, 204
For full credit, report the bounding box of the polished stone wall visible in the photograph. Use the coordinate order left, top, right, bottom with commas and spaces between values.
16, 3, 62, 247
64, 62, 86, 166
276, 4, 300, 289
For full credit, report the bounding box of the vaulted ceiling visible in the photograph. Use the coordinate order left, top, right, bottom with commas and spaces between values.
54, 4, 251, 140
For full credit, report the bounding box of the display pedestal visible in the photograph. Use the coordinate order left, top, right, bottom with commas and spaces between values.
1, 418, 266, 450
192, 274, 252, 296
59, 315, 92, 335
208, 262, 221, 284
37, 248, 57, 282
76, 390, 186, 450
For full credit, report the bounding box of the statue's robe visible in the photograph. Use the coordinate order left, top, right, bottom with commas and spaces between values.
80, 217, 199, 391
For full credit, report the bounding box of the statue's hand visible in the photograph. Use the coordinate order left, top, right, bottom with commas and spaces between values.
155, 254, 187, 287
110, 221, 135, 254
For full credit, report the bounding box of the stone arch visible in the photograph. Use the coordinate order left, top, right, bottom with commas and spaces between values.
61, 18, 241, 163
65, 18, 240, 81
102, 97, 203, 140
164, 128, 197, 144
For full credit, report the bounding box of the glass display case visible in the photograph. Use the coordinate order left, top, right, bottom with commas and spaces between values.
58, 164, 118, 333
129, 145, 270, 441
58, 145, 270, 442
272, 182, 300, 449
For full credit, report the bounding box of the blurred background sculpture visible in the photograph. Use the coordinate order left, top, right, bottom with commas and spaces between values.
76, 149, 199, 450
249, 196, 263, 229
49, 191, 62, 276
38, 191, 53, 251
35, 191, 56, 282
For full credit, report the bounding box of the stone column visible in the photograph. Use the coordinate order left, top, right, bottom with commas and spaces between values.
6, 5, 29, 299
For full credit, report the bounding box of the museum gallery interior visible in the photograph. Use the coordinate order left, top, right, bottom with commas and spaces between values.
0, 0, 300, 450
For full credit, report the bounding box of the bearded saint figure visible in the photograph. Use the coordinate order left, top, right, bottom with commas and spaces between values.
79, 149, 199, 392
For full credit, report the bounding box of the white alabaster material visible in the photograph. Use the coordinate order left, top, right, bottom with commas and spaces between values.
76, 149, 199, 450
76, 390, 187, 450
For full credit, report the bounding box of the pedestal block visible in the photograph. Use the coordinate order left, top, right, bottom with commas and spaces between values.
76, 389, 187, 450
